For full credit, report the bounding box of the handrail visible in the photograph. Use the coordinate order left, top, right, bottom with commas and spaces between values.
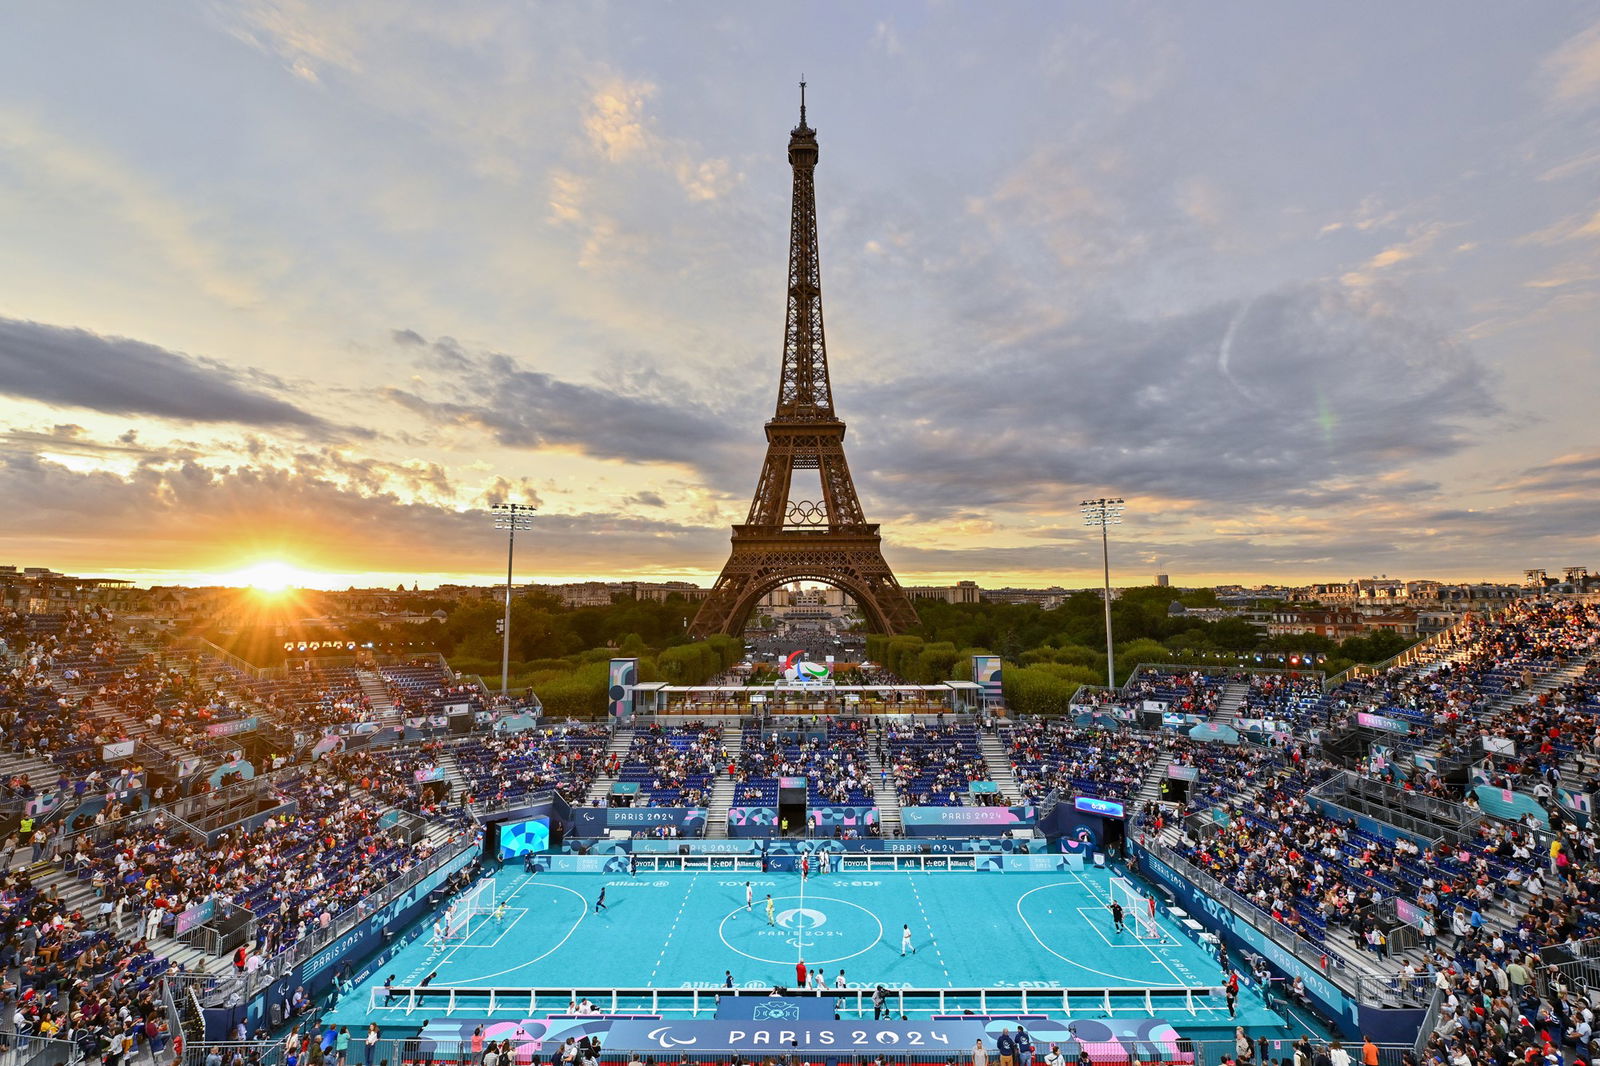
1414, 987, 1445, 1055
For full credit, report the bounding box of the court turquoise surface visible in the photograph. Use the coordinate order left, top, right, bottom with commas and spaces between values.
349, 865, 1229, 993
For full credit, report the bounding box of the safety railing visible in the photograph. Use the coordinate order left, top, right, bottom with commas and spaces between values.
369, 983, 1218, 1021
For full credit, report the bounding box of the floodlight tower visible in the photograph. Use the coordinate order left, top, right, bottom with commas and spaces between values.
491, 502, 537, 697
1081, 498, 1126, 688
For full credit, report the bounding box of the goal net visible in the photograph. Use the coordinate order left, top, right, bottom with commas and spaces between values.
1110, 876, 1162, 940
441, 879, 497, 940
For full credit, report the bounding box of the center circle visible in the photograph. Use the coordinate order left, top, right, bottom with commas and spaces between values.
718, 894, 885, 965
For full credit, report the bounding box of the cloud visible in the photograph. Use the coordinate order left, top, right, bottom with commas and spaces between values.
0, 315, 336, 430
1340, 223, 1449, 287
848, 282, 1498, 520
1542, 19, 1600, 105
0, 451, 726, 578
585, 79, 656, 162
1493, 450, 1600, 497
380, 331, 747, 474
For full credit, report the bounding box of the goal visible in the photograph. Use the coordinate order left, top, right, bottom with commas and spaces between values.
1110, 876, 1163, 940
441, 879, 497, 940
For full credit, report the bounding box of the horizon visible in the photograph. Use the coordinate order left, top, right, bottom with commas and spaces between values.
3, 560, 1545, 594
3, 5, 1598, 586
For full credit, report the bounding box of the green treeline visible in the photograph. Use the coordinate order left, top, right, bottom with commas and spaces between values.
868, 587, 1414, 716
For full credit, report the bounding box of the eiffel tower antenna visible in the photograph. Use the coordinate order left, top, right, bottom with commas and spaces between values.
690, 95, 918, 638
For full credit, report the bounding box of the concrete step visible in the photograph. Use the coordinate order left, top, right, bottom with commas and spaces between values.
707, 730, 744, 839
975, 727, 1023, 806
1212, 682, 1249, 724
580, 726, 639, 807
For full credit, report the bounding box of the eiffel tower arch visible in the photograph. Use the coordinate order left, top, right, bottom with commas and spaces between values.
689, 86, 918, 639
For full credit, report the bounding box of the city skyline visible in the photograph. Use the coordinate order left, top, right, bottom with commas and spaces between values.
3, 4, 1599, 590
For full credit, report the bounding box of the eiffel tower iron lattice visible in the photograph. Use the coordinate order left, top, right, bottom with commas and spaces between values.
689, 87, 919, 638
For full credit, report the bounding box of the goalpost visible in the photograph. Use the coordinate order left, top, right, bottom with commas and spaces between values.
440, 879, 497, 941
1110, 875, 1163, 940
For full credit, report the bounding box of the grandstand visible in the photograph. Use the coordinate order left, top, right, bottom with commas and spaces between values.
4, 596, 1600, 1066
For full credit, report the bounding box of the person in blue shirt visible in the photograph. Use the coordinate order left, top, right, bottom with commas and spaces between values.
996, 1028, 1017, 1066
1016, 1028, 1035, 1066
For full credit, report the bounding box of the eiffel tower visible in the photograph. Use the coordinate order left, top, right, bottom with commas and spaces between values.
689, 85, 919, 638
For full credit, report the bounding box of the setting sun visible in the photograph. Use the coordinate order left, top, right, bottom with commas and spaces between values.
224, 560, 313, 593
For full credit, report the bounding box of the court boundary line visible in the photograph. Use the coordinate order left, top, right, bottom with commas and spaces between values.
1013, 883, 1188, 987
450, 880, 592, 985
1070, 871, 1190, 987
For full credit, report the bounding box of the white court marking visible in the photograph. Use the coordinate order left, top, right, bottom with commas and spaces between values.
718, 894, 885, 965
1013, 883, 1188, 987
1070, 873, 1189, 987
448, 881, 592, 984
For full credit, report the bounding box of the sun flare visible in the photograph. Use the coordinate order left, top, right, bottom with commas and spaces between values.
224, 560, 312, 593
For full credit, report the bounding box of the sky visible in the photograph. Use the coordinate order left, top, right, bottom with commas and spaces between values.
1, 2, 1598, 590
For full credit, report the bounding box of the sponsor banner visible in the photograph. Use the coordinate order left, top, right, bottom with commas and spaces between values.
174, 898, 216, 936
178, 756, 204, 778
1166, 764, 1199, 781
206, 716, 260, 738
572, 807, 708, 837
413, 766, 446, 784
1355, 711, 1411, 735
900, 805, 1036, 836
1412, 752, 1437, 774
1142, 699, 1168, 712
101, 740, 137, 761
1393, 898, 1429, 931
603, 1020, 988, 1053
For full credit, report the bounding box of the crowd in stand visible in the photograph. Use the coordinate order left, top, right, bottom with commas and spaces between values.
1125, 668, 1236, 717
454, 725, 609, 808
1002, 722, 1159, 803
615, 722, 723, 806
736, 720, 875, 805
7, 591, 1600, 1057
884, 721, 985, 807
